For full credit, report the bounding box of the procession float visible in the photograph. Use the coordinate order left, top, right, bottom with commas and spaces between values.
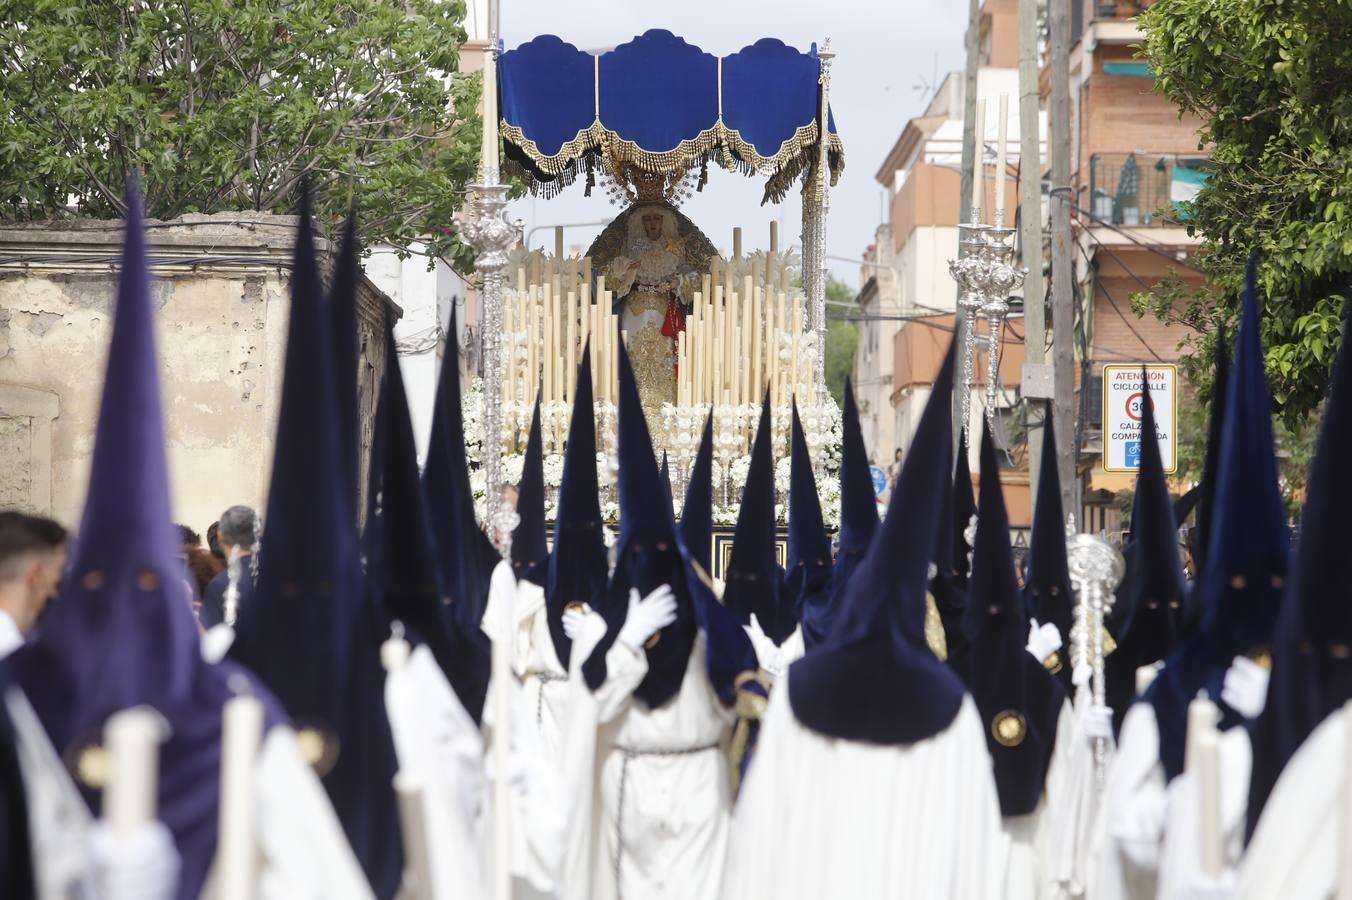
461, 28, 847, 575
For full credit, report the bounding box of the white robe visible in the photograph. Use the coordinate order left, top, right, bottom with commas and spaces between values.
1234, 705, 1349, 900
1088, 702, 1253, 900
480, 576, 572, 756
562, 630, 732, 900
721, 690, 1008, 899
5, 686, 95, 899
385, 644, 486, 900
1006, 699, 1076, 900
1035, 698, 1112, 900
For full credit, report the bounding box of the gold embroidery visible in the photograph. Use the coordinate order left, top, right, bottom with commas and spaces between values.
628, 322, 676, 424
924, 592, 947, 661
625, 292, 672, 317
992, 710, 1027, 747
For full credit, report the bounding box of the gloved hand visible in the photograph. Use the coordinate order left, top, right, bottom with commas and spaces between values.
1026, 618, 1063, 663
562, 603, 596, 641
616, 585, 677, 652
744, 614, 786, 678
1221, 655, 1270, 719
1072, 662, 1093, 688
200, 623, 235, 664
1114, 787, 1167, 872
1084, 704, 1114, 742
90, 820, 181, 900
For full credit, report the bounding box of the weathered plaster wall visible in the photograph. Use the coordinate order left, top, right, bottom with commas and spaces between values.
0, 213, 394, 534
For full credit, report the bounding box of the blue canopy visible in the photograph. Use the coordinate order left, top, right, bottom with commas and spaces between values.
499, 30, 844, 202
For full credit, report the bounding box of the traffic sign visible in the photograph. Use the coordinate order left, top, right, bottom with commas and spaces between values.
869, 465, 887, 496
1102, 364, 1177, 473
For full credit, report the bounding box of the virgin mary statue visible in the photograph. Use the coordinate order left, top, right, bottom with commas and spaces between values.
589, 199, 715, 419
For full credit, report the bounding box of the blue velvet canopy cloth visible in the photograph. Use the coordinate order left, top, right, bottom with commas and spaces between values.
498, 30, 844, 202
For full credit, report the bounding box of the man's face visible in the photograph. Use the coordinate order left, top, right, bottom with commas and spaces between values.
642, 214, 663, 241
6, 545, 66, 632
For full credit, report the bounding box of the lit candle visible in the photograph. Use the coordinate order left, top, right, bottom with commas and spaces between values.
971, 99, 986, 223
995, 94, 1009, 222
105, 707, 162, 834
219, 695, 263, 900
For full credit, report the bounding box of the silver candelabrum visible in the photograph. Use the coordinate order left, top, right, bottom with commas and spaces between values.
462, 176, 518, 550
1065, 515, 1125, 791
947, 209, 1026, 437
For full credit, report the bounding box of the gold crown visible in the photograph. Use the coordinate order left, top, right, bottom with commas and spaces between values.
603, 160, 691, 207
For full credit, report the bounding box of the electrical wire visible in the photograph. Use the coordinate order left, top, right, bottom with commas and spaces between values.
1075, 240, 1166, 362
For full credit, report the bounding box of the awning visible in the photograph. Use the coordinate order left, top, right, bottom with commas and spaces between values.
498, 29, 844, 203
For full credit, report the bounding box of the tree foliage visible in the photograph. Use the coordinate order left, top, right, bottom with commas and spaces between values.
1136, 0, 1352, 428
0, 0, 483, 269
824, 274, 858, 406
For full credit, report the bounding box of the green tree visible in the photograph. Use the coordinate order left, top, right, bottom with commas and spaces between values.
0, 0, 482, 270
824, 273, 858, 406
1135, 0, 1352, 431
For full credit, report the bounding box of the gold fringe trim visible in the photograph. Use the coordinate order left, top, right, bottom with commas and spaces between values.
501, 115, 845, 200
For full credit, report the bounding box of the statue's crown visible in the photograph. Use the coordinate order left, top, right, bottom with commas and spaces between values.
604, 161, 691, 207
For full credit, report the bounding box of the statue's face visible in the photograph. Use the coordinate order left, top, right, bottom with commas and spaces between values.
641, 213, 664, 241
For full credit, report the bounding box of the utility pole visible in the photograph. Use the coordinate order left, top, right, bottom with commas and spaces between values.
1048, 0, 1078, 520
955, 0, 981, 452
1018, 0, 1047, 505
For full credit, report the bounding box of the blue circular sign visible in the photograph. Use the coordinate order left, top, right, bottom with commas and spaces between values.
869, 465, 888, 496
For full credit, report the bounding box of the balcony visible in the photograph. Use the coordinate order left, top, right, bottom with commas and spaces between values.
1086, 152, 1208, 228
1090, 0, 1156, 20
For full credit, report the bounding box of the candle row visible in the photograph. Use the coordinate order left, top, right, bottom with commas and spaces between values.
503, 282, 619, 407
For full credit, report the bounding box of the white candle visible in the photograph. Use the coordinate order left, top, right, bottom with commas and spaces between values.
971, 98, 986, 222
489, 566, 514, 900
995, 94, 1009, 220
482, 46, 499, 175
104, 706, 162, 835
219, 695, 264, 900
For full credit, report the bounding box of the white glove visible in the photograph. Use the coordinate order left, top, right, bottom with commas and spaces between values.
1072, 662, 1093, 688
1221, 655, 1270, 719
1181, 870, 1237, 900
616, 585, 677, 652
1026, 618, 1063, 663
744, 614, 786, 678
90, 820, 181, 900
562, 603, 597, 641
1084, 704, 1114, 742
200, 623, 235, 664
1114, 787, 1168, 872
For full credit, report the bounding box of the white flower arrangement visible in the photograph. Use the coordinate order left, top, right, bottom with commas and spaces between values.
462, 375, 845, 529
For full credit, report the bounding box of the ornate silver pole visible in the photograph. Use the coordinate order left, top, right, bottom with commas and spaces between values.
1065, 515, 1124, 790
979, 217, 1025, 431
461, 32, 518, 550
809, 37, 834, 401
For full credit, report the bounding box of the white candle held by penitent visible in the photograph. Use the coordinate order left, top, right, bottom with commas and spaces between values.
104, 706, 165, 836
219, 692, 264, 900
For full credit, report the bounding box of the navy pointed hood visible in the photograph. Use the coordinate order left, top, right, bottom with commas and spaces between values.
17, 180, 290, 900
588, 334, 697, 708
1191, 325, 1231, 580
363, 311, 487, 730
827, 379, 877, 622
678, 413, 715, 575
724, 393, 792, 643
1145, 258, 1288, 780
963, 421, 1066, 815
329, 214, 361, 496
1248, 285, 1352, 836
546, 344, 609, 670
423, 307, 495, 721
788, 343, 965, 744
785, 401, 834, 650
1106, 372, 1186, 736
1023, 404, 1074, 689
229, 189, 402, 897
512, 391, 548, 584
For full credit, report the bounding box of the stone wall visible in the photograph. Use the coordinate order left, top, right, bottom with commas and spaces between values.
0, 212, 397, 534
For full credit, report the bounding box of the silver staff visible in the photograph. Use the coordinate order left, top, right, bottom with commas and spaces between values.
1065, 515, 1124, 789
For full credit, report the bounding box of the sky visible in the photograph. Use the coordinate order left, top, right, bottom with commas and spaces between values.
496, 0, 969, 291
